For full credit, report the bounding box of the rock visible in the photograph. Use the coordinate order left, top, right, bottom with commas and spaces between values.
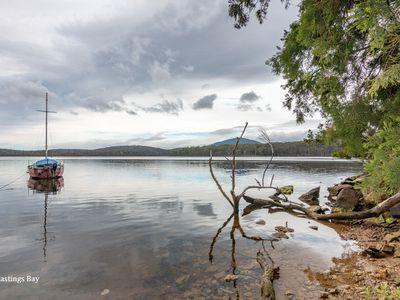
394, 244, 400, 258
244, 292, 253, 298
390, 203, 400, 218
380, 244, 395, 255
299, 186, 320, 205
337, 184, 354, 190
372, 269, 388, 280
320, 291, 329, 298
383, 232, 400, 243
328, 185, 340, 197
308, 205, 323, 214
341, 176, 357, 185
176, 275, 190, 284
275, 226, 294, 233
363, 247, 386, 258
255, 219, 266, 225
333, 188, 362, 211
285, 291, 293, 296
100, 289, 110, 296
272, 232, 289, 239
224, 274, 238, 282
309, 226, 318, 230
328, 288, 339, 295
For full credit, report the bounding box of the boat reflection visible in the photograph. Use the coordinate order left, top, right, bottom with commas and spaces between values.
27, 177, 64, 194
27, 178, 64, 261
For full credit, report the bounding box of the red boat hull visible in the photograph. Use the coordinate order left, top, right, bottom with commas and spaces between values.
28, 165, 64, 179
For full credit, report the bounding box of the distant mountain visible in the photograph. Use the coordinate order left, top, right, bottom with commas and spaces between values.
212, 138, 261, 146
92, 145, 169, 156
0, 145, 169, 157
0, 141, 342, 157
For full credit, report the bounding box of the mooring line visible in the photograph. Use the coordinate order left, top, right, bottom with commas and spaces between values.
0, 173, 27, 191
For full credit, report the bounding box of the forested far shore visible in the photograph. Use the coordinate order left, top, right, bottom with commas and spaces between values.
0, 141, 342, 157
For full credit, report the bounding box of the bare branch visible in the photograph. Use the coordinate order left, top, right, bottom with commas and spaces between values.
230, 122, 248, 200
238, 185, 281, 199
209, 150, 234, 207
258, 128, 274, 187
269, 174, 275, 187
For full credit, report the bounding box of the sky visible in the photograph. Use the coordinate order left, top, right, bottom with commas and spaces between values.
0, 0, 321, 150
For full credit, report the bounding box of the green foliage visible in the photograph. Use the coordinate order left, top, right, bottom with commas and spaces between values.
170, 141, 341, 157
228, 0, 290, 29
278, 185, 294, 195
227, 0, 400, 199
362, 282, 400, 300
395, 277, 400, 287
364, 116, 400, 202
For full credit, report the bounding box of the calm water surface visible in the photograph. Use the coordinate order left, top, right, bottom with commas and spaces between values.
0, 157, 363, 299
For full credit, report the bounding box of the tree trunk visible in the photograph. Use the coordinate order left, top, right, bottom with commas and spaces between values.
243, 191, 400, 221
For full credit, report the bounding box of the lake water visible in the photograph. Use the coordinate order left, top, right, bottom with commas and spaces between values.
0, 157, 363, 299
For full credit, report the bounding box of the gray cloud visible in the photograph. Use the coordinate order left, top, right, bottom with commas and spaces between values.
126, 109, 138, 116
135, 99, 183, 115
0, 0, 297, 119
240, 91, 261, 103
0, 0, 300, 147
237, 104, 263, 112
192, 94, 217, 110
83, 97, 126, 113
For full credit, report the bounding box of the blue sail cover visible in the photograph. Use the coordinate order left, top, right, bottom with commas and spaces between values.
34, 158, 60, 167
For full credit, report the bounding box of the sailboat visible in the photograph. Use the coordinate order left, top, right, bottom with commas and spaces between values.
27, 92, 64, 179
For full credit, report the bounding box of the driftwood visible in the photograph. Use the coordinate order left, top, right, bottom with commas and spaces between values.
256, 249, 279, 300
244, 192, 400, 220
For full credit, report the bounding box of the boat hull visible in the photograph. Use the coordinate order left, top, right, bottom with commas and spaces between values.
28, 165, 64, 179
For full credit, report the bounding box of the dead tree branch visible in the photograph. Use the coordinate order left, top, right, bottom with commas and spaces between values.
258, 128, 274, 187
209, 151, 234, 208
209, 122, 286, 212
244, 191, 400, 221
230, 122, 248, 203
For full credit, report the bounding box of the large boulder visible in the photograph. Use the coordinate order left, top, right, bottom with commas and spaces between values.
333, 188, 363, 211
299, 187, 320, 205
327, 184, 353, 202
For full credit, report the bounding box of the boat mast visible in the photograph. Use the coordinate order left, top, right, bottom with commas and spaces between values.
45, 92, 48, 159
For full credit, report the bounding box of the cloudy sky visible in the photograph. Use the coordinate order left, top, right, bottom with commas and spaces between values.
0, 0, 320, 150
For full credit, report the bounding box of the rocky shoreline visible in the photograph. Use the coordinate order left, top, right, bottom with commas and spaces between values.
307, 220, 400, 299
298, 176, 400, 299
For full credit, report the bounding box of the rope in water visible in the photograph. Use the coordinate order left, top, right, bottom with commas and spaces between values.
0, 172, 27, 191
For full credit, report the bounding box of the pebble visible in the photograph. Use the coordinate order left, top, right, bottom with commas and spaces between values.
244, 291, 253, 298
176, 274, 190, 284
275, 226, 294, 233
100, 289, 110, 296
255, 219, 266, 225
224, 274, 239, 282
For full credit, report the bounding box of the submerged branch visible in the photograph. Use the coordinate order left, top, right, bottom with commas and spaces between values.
209, 213, 234, 262
257, 249, 279, 300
